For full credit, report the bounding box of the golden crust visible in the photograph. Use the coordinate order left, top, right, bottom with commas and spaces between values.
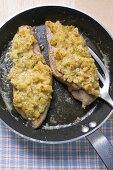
8, 26, 53, 128
46, 21, 99, 97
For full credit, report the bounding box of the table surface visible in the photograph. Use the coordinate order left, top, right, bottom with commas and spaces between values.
0, 0, 113, 35
0, 0, 113, 118
0, 1, 113, 170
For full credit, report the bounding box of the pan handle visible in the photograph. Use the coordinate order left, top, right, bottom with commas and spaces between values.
87, 129, 113, 170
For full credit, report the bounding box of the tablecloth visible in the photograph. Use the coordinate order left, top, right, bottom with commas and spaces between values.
0, 119, 113, 170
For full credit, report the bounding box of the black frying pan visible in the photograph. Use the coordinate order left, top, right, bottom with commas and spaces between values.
0, 6, 113, 169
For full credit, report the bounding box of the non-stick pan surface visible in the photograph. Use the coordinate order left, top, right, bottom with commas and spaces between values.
0, 6, 113, 143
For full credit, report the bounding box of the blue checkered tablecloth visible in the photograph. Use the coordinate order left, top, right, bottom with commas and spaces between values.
0, 119, 113, 170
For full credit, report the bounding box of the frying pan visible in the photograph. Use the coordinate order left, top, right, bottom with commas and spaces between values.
0, 6, 113, 169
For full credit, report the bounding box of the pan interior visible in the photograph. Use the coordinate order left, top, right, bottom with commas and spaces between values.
0, 24, 100, 129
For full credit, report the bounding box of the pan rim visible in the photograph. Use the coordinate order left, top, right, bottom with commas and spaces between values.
0, 5, 113, 39
0, 5, 113, 144
1, 108, 113, 144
